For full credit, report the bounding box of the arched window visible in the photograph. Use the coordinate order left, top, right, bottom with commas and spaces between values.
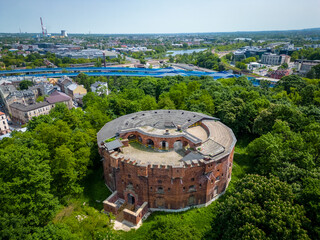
128, 134, 136, 141
214, 186, 218, 196
161, 141, 168, 150
188, 185, 196, 192
174, 140, 183, 151
157, 187, 164, 194
147, 139, 154, 148
188, 195, 195, 205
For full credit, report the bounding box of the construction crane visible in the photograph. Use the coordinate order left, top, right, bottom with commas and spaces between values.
40, 17, 46, 37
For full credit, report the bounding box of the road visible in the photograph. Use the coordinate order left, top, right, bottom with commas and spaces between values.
170, 63, 216, 73
125, 56, 140, 64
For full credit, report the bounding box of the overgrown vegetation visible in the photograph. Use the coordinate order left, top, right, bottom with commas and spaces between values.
1, 73, 320, 239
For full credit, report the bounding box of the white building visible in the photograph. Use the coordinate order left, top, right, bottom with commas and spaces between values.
90, 81, 109, 95
248, 62, 263, 70
0, 112, 10, 135
261, 53, 290, 65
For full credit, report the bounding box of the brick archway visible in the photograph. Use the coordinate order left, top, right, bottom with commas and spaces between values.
147, 139, 154, 148
128, 134, 136, 141
174, 140, 183, 151
160, 140, 168, 150
124, 190, 139, 206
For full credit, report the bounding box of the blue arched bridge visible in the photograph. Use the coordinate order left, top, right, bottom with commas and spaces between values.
0, 67, 237, 78
0, 67, 275, 86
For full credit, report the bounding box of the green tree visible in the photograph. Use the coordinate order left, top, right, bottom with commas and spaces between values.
276, 75, 307, 94
158, 93, 176, 109
248, 120, 315, 174
253, 104, 306, 135
0, 140, 58, 239
235, 62, 247, 70
307, 64, 320, 79
140, 95, 158, 111
146, 216, 202, 240
36, 96, 45, 102
242, 56, 256, 64
210, 175, 310, 240
32, 223, 77, 240
55, 204, 114, 240
300, 176, 320, 239
19, 80, 33, 90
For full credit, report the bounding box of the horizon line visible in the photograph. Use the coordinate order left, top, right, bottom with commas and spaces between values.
1, 27, 320, 36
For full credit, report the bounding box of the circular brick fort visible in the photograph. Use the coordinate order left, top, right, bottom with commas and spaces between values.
98, 110, 236, 225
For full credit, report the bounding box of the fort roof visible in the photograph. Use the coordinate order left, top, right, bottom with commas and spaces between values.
97, 110, 218, 146
97, 110, 236, 166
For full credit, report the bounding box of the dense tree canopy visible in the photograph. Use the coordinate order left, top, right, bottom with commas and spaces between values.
19, 80, 34, 90
210, 175, 310, 240
0, 134, 58, 239
1, 72, 320, 239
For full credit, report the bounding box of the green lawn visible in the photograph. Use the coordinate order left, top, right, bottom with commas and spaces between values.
53, 167, 112, 226
228, 137, 254, 190
118, 201, 218, 239
82, 167, 112, 210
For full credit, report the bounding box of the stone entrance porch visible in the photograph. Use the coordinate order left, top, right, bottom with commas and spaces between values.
103, 191, 149, 230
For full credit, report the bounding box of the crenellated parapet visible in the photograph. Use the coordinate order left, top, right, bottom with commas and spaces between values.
98, 110, 236, 218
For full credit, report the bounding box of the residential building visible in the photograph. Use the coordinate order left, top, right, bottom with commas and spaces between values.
30, 81, 56, 96
66, 83, 87, 99
10, 101, 51, 124
57, 76, 73, 93
10, 91, 72, 124
61, 30, 68, 37
46, 90, 73, 109
90, 81, 109, 95
0, 112, 10, 135
5, 89, 37, 114
0, 84, 17, 102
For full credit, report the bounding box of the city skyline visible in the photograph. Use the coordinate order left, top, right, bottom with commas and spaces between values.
0, 0, 320, 34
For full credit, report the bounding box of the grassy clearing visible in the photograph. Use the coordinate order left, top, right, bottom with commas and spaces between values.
228, 136, 254, 190
119, 201, 218, 239
53, 166, 111, 227
82, 167, 112, 210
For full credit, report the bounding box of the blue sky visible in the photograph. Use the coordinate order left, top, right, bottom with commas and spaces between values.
0, 0, 319, 34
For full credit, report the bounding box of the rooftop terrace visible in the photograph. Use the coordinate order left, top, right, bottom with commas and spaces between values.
98, 110, 236, 166
121, 142, 185, 166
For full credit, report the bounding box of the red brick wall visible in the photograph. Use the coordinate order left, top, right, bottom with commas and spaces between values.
123, 203, 148, 225
100, 146, 235, 210
120, 131, 197, 150
103, 202, 117, 215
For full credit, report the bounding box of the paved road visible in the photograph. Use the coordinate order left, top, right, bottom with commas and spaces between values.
125, 56, 140, 64
171, 63, 216, 73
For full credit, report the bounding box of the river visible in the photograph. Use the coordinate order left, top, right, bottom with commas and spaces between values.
166, 48, 207, 56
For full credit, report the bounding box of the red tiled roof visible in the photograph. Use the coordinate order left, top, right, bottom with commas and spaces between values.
46, 90, 71, 104
0, 111, 5, 115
